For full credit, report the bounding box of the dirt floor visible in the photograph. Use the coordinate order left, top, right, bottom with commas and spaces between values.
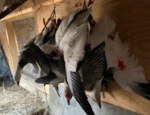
0, 84, 50, 115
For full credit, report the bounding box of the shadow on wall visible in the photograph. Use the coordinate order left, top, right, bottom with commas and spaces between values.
0, 44, 14, 87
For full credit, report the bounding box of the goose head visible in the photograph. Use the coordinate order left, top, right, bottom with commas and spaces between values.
13, 45, 36, 85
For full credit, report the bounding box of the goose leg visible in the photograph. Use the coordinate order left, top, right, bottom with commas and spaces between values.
90, 78, 103, 108
101, 82, 106, 98
54, 86, 60, 97
50, 78, 64, 97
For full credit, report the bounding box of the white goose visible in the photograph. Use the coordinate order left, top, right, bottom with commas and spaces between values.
55, 8, 95, 115
89, 15, 150, 100
105, 33, 150, 100
63, 15, 116, 110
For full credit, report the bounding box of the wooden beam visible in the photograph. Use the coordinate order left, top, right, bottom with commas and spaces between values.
0, 0, 27, 20
1, 0, 62, 21
5, 21, 18, 73
1, 6, 39, 21
41, 0, 62, 7
0, 21, 14, 73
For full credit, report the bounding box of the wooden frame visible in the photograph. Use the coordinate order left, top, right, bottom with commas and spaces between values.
1, 0, 150, 115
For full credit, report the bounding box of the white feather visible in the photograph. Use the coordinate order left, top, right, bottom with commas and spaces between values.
105, 33, 148, 92
40, 44, 57, 54
59, 9, 91, 72
55, 9, 80, 47
63, 23, 89, 72
89, 15, 116, 49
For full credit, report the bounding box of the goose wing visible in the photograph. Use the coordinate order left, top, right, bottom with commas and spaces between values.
89, 15, 116, 49
55, 9, 80, 47
81, 42, 106, 107
29, 43, 50, 75
57, 9, 95, 115
69, 71, 94, 115
105, 33, 150, 100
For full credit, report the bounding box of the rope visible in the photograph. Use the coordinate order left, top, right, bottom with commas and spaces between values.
83, 0, 87, 10
41, 6, 56, 32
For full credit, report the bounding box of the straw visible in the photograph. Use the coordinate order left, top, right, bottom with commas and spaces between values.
0, 84, 50, 115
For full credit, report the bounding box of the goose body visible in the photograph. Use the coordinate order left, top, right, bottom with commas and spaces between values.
88, 14, 150, 101
55, 8, 95, 115
55, 9, 80, 47
13, 18, 61, 84
105, 33, 150, 100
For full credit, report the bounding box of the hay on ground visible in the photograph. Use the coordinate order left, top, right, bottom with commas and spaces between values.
0, 84, 50, 115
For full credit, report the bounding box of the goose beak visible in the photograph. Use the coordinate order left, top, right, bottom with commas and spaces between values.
13, 65, 22, 85
16, 81, 20, 86
67, 99, 70, 105
55, 86, 60, 97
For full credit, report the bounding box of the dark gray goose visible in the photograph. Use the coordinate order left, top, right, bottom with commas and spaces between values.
13, 18, 62, 84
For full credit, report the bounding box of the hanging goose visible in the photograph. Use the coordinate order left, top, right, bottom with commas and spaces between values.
105, 32, 150, 100
13, 18, 62, 84
34, 14, 116, 114
13, 37, 38, 85
13, 41, 51, 85
62, 16, 116, 106
89, 14, 150, 101
63, 42, 107, 108
30, 42, 66, 95
35, 40, 114, 108
55, 8, 95, 115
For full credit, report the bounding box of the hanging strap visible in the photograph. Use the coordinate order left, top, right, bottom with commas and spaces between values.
41, 6, 56, 32
83, 0, 87, 10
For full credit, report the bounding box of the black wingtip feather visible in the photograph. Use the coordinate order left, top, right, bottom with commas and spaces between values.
137, 83, 150, 100
132, 83, 150, 100
71, 72, 95, 115
104, 67, 115, 81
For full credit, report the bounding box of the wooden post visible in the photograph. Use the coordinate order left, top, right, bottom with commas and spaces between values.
5, 21, 18, 74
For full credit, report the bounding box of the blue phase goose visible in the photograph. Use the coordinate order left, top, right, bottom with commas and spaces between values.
13, 18, 61, 84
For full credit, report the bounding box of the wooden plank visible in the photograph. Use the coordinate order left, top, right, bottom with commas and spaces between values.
0, 21, 14, 73
1, 7, 37, 21
0, 0, 27, 20
100, 83, 150, 115
1, 0, 62, 21
5, 21, 18, 73
41, 0, 62, 7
